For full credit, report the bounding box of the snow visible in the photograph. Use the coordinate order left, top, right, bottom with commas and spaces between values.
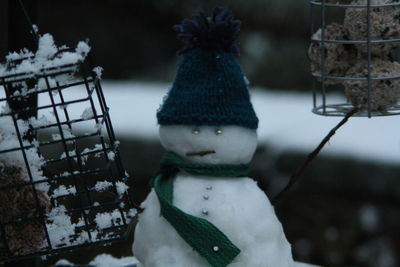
56, 254, 141, 267
95, 209, 123, 229
35, 34, 58, 59
46, 205, 89, 247
1, 79, 391, 168
0, 115, 49, 192
94, 180, 113, 192
93, 66, 104, 79
60, 150, 77, 160
134, 122, 294, 266
76, 41, 91, 57
55, 255, 316, 267
134, 176, 294, 267
29, 115, 52, 128
81, 107, 94, 120
31, 80, 400, 164
116, 181, 129, 196
51, 185, 77, 198
107, 151, 116, 161
6, 49, 33, 61
54, 259, 75, 266
311, 28, 322, 40
52, 129, 75, 141
89, 254, 141, 267
94, 180, 128, 197
359, 0, 389, 4
0, 33, 90, 80
159, 125, 257, 164
3, 74, 398, 263
294, 263, 321, 267
0, 38, 137, 253
82, 144, 104, 158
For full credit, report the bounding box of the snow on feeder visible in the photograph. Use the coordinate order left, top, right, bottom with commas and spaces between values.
309, 0, 400, 117
0, 33, 135, 262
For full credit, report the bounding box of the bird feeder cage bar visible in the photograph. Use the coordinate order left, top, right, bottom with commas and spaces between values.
310, 0, 400, 117
366, 0, 372, 116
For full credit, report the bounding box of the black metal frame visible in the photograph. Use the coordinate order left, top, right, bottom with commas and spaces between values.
0, 48, 134, 263
310, 0, 400, 117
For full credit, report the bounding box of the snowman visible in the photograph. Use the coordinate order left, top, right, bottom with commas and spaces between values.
133, 7, 295, 267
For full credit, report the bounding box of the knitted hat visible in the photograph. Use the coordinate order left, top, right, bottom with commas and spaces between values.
157, 7, 259, 129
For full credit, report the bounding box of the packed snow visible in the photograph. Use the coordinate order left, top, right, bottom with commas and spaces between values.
133, 124, 295, 266
159, 125, 257, 164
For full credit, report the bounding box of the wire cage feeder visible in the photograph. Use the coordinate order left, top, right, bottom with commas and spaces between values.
0, 40, 134, 262
310, 0, 400, 117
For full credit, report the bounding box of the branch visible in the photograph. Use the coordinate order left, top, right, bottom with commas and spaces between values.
272, 107, 359, 205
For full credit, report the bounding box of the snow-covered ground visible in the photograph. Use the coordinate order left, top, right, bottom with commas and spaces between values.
80, 81, 400, 165
2, 80, 398, 164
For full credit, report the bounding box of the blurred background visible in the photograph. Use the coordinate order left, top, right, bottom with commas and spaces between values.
1, 0, 400, 267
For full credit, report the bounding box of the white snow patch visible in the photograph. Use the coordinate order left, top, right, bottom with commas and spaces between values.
94, 181, 113, 192
52, 128, 75, 141
29, 115, 52, 128
94, 209, 122, 229
93, 66, 104, 79
57, 254, 141, 267
0, 33, 90, 80
46, 205, 89, 247
89, 254, 141, 267
54, 259, 75, 266
32, 80, 400, 164
116, 181, 129, 196
51, 185, 77, 198
76, 41, 91, 57
0, 115, 48, 192
107, 151, 115, 161
81, 107, 94, 120
35, 33, 57, 59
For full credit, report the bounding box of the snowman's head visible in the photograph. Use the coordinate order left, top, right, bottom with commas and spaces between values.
159, 125, 257, 164
157, 12, 259, 165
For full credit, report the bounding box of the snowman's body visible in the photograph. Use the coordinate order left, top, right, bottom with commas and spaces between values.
133, 126, 295, 267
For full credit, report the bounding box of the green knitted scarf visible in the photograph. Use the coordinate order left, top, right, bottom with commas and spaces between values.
151, 152, 249, 267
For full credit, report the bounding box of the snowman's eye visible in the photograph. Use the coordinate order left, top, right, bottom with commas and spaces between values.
192, 128, 200, 135
215, 128, 223, 135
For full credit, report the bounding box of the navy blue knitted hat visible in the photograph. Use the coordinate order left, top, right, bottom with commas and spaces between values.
157, 7, 258, 129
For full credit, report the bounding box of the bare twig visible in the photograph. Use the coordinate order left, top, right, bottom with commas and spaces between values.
272, 107, 359, 204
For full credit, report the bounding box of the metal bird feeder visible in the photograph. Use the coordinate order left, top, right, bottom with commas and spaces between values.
0, 38, 134, 263
310, 0, 400, 117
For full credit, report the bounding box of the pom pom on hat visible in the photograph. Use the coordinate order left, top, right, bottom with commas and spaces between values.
173, 6, 241, 56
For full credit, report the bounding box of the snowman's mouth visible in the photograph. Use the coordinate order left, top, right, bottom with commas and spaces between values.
186, 150, 216, 157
